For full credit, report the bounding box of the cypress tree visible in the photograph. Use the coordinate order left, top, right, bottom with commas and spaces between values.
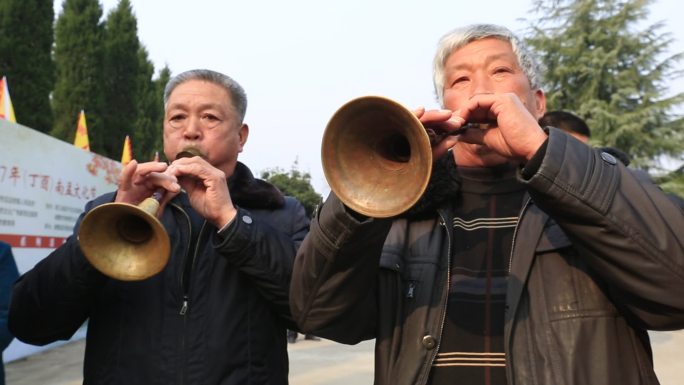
0, 0, 55, 132
526, 0, 684, 168
102, 0, 140, 159
133, 46, 162, 162
51, 0, 106, 154
153, 66, 171, 161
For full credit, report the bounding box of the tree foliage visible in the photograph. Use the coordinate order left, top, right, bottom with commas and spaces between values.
654, 166, 684, 198
151, 66, 171, 161
132, 51, 166, 162
51, 0, 106, 153
0, 0, 55, 132
101, 0, 140, 159
261, 162, 322, 218
49, 0, 167, 161
525, 0, 684, 169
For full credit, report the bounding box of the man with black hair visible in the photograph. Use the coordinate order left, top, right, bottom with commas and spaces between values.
538, 110, 591, 143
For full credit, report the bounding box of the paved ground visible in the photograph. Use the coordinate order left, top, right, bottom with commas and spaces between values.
4, 335, 374, 385
4, 330, 684, 384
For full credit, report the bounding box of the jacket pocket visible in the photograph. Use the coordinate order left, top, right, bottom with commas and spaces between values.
380, 249, 441, 321
535, 247, 619, 322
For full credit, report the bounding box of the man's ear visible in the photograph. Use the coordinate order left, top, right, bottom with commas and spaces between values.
534, 89, 547, 118
238, 123, 249, 152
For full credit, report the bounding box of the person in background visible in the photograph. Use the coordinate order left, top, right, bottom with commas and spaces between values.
0, 241, 19, 385
538, 110, 590, 143
290, 24, 684, 385
9, 69, 309, 385
539, 109, 632, 162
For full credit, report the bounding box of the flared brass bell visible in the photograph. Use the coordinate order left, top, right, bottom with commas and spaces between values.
77, 148, 206, 281
78, 195, 170, 281
322, 96, 432, 218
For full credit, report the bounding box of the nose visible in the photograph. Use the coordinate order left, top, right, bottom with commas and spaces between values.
182, 116, 202, 140
470, 72, 493, 96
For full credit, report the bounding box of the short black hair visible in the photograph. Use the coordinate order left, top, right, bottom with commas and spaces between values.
539, 110, 591, 138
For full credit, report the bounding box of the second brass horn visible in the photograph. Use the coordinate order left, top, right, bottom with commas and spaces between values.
322, 96, 432, 218
78, 196, 170, 281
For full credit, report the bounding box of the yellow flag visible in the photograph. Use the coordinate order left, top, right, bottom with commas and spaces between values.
73, 110, 90, 151
121, 135, 133, 166
0, 76, 17, 123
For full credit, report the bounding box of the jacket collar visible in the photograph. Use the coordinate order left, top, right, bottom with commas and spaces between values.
228, 162, 285, 210
400, 153, 461, 219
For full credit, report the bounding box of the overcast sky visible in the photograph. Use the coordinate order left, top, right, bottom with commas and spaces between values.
53, 0, 684, 194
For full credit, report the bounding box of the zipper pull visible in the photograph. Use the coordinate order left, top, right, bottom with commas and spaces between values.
406, 281, 416, 299
179, 296, 189, 315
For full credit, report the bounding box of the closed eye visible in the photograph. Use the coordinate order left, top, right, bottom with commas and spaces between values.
450, 76, 469, 87
493, 66, 514, 75
200, 113, 222, 128
168, 114, 187, 127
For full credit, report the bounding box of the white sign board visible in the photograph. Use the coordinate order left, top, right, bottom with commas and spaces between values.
0, 119, 120, 362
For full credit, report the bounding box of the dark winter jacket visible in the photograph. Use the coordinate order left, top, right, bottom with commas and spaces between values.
291, 128, 684, 385
0, 242, 18, 385
9, 162, 310, 385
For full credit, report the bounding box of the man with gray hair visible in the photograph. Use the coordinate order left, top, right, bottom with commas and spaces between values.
10, 69, 309, 384
291, 24, 684, 385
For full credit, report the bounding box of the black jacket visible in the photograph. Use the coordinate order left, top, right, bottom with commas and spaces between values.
9, 162, 310, 385
291, 129, 684, 385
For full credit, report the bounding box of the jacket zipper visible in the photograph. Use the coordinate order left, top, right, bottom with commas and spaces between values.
178, 219, 207, 315
170, 202, 207, 385
419, 211, 452, 385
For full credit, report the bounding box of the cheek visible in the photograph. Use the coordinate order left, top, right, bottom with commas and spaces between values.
228, 137, 243, 155
209, 132, 239, 156
443, 89, 467, 110
163, 126, 178, 141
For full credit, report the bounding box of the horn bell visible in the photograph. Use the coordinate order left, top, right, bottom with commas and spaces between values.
78, 198, 170, 281
322, 96, 432, 218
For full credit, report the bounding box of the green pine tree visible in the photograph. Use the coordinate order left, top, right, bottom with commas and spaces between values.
102, 0, 141, 159
0, 0, 55, 132
654, 166, 684, 198
525, 0, 684, 169
261, 161, 322, 218
51, 0, 106, 153
133, 47, 164, 162
151, 66, 171, 161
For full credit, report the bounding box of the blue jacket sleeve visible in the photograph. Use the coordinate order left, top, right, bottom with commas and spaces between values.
0, 242, 19, 351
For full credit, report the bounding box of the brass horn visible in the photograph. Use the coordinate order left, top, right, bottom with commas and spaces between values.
78, 193, 170, 281
77, 148, 204, 281
322, 96, 432, 218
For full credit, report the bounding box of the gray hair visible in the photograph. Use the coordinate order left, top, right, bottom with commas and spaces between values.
163, 69, 248, 123
432, 24, 542, 107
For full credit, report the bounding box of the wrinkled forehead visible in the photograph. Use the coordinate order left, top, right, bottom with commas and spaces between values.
165, 80, 232, 109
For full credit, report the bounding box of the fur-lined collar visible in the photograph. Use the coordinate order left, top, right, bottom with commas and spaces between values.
228, 162, 285, 210
399, 153, 461, 219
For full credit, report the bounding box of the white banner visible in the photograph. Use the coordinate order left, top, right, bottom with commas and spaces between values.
0, 119, 120, 361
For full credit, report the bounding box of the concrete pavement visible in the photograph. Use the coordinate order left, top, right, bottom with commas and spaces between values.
5, 330, 684, 384
4, 337, 375, 385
